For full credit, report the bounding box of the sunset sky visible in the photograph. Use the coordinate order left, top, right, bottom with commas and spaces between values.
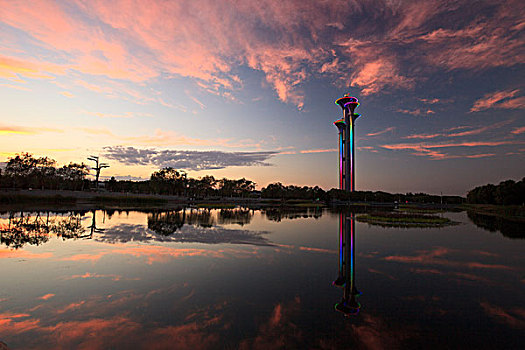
1, 0, 524, 195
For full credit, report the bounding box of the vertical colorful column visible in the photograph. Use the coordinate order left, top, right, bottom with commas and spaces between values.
334, 94, 360, 193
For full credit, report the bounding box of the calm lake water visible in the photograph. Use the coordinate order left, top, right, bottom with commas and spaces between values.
0, 207, 523, 349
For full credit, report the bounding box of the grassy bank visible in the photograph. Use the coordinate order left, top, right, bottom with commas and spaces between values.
92, 195, 168, 205
461, 204, 525, 222
356, 212, 453, 227
0, 193, 77, 205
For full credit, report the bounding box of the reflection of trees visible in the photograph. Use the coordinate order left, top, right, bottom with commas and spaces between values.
262, 207, 323, 222
217, 208, 253, 226
147, 210, 186, 235
87, 210, 106, 237
185, 209, 214, 227
467, 211, 525, 239
0, 211, 86, 249
143, 208, 269, 245
147, 209, 229, 235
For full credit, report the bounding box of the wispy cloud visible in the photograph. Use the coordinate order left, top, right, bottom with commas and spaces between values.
0, 83, 31, 91
67, 272, 127, 281
78, 127, 115, 137
404, 133, 442, 140
384, 247, 514, 270
60, 91, 74, 98
397, 108, 435, 116
299, 148, 337, 154
480, 302, 525, 329
0, 54, 64, 81
77, 128, 264, 149
0, 125, 63, 135
103, 146, 277, 171
403, 120, 513, 140
2, 0, 523, 107
366, 127, 395, 137
471, 89, 525, 112
38, 293, 55, 301
511, 126, 525, 135
381, 140, 524, 160
419, 98, 441, 104
82, 111, 132, 119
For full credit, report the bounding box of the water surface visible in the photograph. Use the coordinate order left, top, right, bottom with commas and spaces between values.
0, 207, 523, 349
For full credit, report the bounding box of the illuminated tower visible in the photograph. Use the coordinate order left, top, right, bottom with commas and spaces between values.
333, 94, 362, 316
334, 119, 345, 190
334, 95, 361, 192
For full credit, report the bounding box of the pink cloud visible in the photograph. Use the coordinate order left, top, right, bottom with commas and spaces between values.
496, 96, 525, 110
68, 272, 125, 281
414, 2, 525, 71
463, 153, 495, 159
384, 247, 515, 270
62, 252, 109, 262
480, 302, 525, 329
366, 127, 395, 137
59, 91, 74, 98
298, 246, 337, 254
0, 83, 31, 91
357, 146, 377, 152
38, 293, 55, 301
239, 297, 302, 349
511, 126, 525, 135
299, 148, 337, 154
448, 119, 513, 137
0, 0, 409, 105
471, 89, 525, 112
0, 54, 64, 80
82, 111, 134, 119
383, 138, 524, 160
419, 98, 441, 104
55, 300, 87, 314
404, 133, 443, 140
352, 59, 413, 95
0, 312, 40, 335
397, 108, 435, 116
0, 249, 53, 259
337, 39, 415, 95
1, 0, 524, 107
404, 120, 513, 140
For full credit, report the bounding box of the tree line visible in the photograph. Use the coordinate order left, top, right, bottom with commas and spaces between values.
261, 184, 463, 204
467, 178, 525, 205
0, 152, 470, 203
0, 153, 257, 197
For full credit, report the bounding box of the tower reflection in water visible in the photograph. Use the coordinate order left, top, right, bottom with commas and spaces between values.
333, 212, 361, 316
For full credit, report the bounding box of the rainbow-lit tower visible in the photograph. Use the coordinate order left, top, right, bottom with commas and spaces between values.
334, 94, 361, 192
333, 94, 362, 316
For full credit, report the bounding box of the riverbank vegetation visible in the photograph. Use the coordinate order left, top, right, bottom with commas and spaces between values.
0, 152, 468, 206
467, 178, 525, 205
4, 153, 523, 210
356, 212, 454, 227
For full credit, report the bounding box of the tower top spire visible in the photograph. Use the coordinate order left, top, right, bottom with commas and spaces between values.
335, 95, 360, 114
